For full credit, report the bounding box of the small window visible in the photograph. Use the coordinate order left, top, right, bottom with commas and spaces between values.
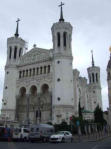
7, 71, 9, 74
40, 67, 42, 74
9, 47, 12, 59
57, 78, 60, 82
57, 32, 60, 47
19, 48, 22, 57
44, 66, 46, 74
57, 61, 60, 64
48, 65, 50, 73
5, 86, 8, 89
92, 73, 95, 83
63, 32, 67, 47
57, 97, 61, 101
96, 73, 98, 82
14, 46, 17, 59
36, 128, 39, 132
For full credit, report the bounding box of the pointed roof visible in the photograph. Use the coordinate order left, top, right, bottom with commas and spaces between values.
58, 2, 65, 22
91, 50, 95, 67
15, 18, 20, 37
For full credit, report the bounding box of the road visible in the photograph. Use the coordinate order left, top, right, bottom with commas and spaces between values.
0, 137, 111, 149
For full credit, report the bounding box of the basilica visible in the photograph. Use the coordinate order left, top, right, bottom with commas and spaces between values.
1, 4, 102, 125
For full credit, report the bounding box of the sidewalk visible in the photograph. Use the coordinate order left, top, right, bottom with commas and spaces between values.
73, 132, 111, 142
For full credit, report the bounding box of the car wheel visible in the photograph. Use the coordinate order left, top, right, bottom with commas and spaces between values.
71, 137, 73, 143
62, 138, 65, 143
43, 137, 47, 143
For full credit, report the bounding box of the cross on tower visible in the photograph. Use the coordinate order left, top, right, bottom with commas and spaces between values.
15, 18, 20, 37
91, 50, 95, 67
58, 2, 64, 8
16, 18, 20, 23
58, 2, 65, 22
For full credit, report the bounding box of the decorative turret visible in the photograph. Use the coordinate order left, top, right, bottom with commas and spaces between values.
87, 50, 100, 85
6, 19, 26, 66
51, 2, 72, 56
87, 50, 102, 111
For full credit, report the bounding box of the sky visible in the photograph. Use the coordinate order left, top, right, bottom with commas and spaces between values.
0, 0, 111, 111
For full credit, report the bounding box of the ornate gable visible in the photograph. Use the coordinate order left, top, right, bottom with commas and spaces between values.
19, 47, 52, 66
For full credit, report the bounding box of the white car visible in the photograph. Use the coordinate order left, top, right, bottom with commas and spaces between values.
12, 127, 29, 141
50, 131, 73, 143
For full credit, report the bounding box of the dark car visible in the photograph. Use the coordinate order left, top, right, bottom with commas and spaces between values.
0, 126, 12, 141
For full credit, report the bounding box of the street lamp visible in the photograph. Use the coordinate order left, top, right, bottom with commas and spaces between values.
2, 99, 8, 126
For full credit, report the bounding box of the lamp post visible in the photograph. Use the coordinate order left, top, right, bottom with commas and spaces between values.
26, 94, 30, 126
2, 99, 8, 126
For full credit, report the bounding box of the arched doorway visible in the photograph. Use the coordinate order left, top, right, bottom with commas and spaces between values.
16, 87, 27, 123
19, 87, 26, 97
41, 84, 49, 94
30, 85, 37, 96
40, 84, 52, 123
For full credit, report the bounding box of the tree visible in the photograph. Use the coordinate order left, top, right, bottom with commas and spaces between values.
78, 102, 83, 119
94, 105, 106, 125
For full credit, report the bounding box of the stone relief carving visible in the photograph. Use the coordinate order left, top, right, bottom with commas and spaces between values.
19, 48, 52, 65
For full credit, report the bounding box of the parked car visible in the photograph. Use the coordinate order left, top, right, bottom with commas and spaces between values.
29, 124, 54, 142
12, 127, 30, 141
0, 126, 12, 141
49, 131, 73, 143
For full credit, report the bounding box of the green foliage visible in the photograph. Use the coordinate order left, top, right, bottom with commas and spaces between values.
94, 105, 107, 125
54, 121, 70, 132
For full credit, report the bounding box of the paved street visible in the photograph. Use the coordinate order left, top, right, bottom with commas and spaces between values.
0, 137, 111, 149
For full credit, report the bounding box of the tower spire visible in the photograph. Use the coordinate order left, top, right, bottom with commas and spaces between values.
91, 50, 95, 67
15, 18, 20, 37
58, 2, 64, 22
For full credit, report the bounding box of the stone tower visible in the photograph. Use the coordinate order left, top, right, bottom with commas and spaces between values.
87, 51, 102, 111
51, 3, 74, 124
107, 48, 111, 126
1, 19, 26, 121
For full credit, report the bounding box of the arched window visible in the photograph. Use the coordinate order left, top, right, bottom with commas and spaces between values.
19, 71, 22, 78
23, 70, 25, 77
44, 66, 46, 74
57, 32, 60, 47
40, 67, 42, 74
96, 73, 98, 82
89, 74, 91, 83
63, 32, 67, 47
48, 65, 50, 73
19, 48, 22, 57
36, 68, 39, 75
33, 68, 35, 76
9, 47, 12, 59
108, 72, 110, 79
92, 73, 95, 83
26, 70, 28, 77
14, 46, 17, 59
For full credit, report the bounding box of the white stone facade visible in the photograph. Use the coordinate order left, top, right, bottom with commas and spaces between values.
1, 11, 103, 125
